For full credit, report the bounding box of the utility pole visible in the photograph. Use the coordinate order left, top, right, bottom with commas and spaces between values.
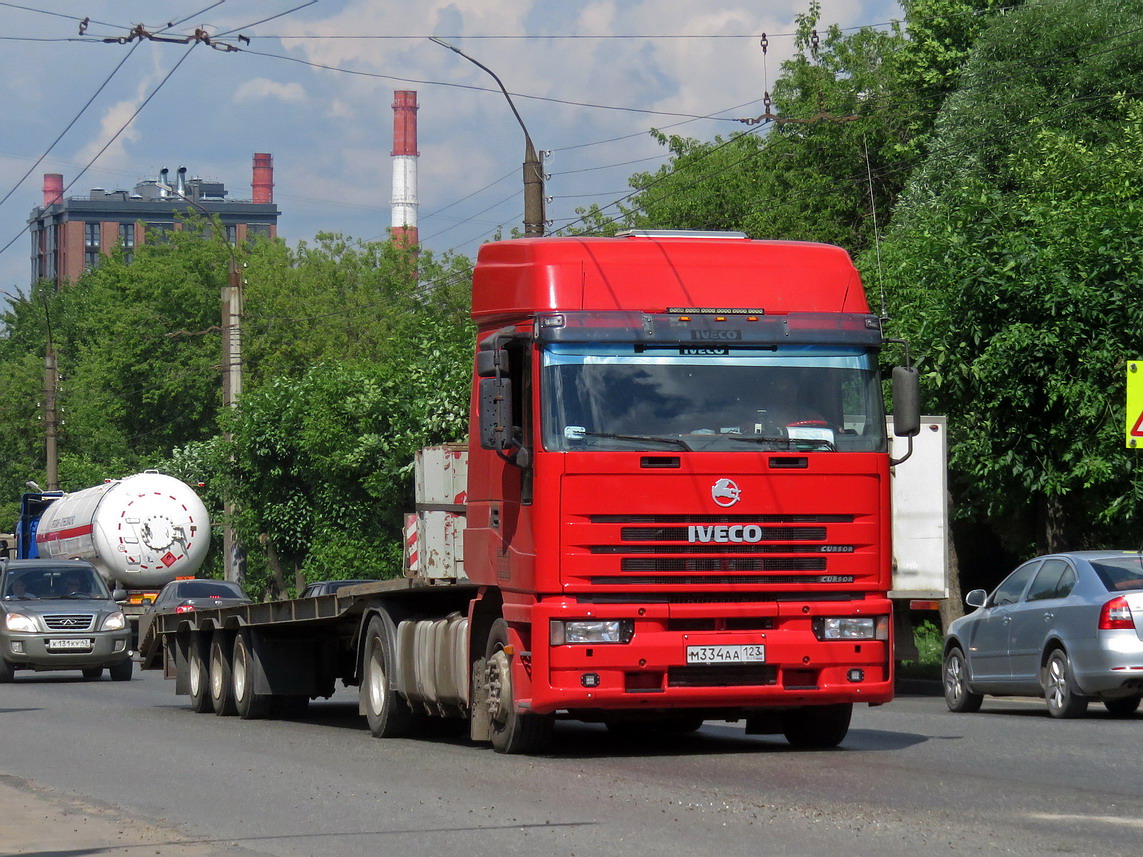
43, 345, 59, 490
429, 37, 545, 236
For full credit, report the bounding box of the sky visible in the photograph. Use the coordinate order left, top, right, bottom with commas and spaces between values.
0, 0, 904, 296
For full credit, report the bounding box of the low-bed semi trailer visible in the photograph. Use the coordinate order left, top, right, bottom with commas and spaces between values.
142, 230, 921, 753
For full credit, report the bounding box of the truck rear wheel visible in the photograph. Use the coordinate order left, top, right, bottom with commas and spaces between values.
781, 703, 852, 749
360, 615, 419, 738
233, 632, 272, 719
486, 619, 553, 755
209, 632, 237, 716
188, 641, 213, 713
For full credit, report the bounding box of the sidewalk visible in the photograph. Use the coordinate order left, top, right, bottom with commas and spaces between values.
0, 774, 243, 857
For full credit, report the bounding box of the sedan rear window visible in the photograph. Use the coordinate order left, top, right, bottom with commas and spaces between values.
1089, 558, 1143, 592
177, 581, 242, 598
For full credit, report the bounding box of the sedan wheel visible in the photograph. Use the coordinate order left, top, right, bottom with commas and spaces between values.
1042, 649, 1088, 718
943, 646, 983, 713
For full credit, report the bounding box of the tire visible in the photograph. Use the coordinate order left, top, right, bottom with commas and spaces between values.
781, 704, 852, 749
188, 641, 213, 713
82, 667, 103, 680
485, 619, 553, 755
109, 658, 133, 682
1103, 696, 1141, 717
360, 615, 419, 738
0, 659, 15, 683
232, 633, 272, 720
943, 646, 984, 713
209, 632, 237, 716
1042, 649, 1088, 718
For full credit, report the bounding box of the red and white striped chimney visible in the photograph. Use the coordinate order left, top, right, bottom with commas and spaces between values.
42, 173, 64, 207
391, 90, 419, 248
252, 153, 274, 204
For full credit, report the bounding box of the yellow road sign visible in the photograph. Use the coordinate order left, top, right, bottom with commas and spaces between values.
1128, 361, 1143, 447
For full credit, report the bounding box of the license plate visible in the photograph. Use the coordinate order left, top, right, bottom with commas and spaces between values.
686, 644, 765, 664
47, 639, 93, 650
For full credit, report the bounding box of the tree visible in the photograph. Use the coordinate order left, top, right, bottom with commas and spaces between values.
877, 0, 1143, 557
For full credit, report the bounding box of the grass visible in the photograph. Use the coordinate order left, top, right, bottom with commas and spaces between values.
897, 619, 943, 680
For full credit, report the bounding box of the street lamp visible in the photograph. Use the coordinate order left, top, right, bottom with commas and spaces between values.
429, 37, 545, 236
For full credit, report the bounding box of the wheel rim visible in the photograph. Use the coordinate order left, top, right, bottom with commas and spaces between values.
367, 645, 386, 716
945, 654, 966, 703
1046, 655, 1067, 710
486, 649, 512, 726
210, 649, 224, 698
234, 646, 247, 701
189, 656, 202, 697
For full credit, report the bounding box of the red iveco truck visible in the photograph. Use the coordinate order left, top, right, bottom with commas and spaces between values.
142, 230, 921, 754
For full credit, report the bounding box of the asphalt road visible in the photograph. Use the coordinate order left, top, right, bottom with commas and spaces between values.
1, 669, 1141, 857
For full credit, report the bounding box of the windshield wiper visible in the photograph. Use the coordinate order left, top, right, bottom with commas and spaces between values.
574, 430, 693, 451
726, 434, 836, 451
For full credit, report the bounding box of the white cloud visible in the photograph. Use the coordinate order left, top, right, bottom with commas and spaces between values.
233, 78, 307, 104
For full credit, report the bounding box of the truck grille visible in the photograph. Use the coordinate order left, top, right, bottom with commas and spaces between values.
43, 614, 96, 631
566, 513, 870, 589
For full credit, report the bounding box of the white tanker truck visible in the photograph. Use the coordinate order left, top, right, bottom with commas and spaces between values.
13, 471, 212, 645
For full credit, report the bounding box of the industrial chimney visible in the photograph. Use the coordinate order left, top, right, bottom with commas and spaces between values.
391, 90, 419, 248
252, 153, 274, 204
42, 174, 64, 207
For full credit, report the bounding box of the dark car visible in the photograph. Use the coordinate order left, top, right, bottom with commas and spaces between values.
136, 579, 252, 646
943, 550, 1143, 718
0, 558, 133, 681
299, 579, 376, 598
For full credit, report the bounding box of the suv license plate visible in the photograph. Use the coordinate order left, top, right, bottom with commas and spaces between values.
686, 644, 765, 664
47, 639, 93, 650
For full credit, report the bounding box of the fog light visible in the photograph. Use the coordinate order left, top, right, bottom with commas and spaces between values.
10, 641, 24, 654
581, 673, 600, 688
847, 668, 865, 682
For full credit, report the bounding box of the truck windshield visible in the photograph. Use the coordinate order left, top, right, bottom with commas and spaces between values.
540, 343, 886, 452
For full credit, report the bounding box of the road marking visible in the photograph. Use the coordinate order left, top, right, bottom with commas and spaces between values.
1028, 813, 1143, 829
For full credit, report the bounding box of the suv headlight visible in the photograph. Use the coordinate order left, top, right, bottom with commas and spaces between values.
4, 613, 38, 633
551, 619, 634, 646
101, 611, 127, 631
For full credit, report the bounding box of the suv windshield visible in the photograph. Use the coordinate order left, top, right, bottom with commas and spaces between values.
3, 565, 109, 600
541, 343, 886, 453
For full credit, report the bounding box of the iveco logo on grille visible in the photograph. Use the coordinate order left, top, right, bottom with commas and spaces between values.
691, 329, 742, 341
689, 525, 766, 543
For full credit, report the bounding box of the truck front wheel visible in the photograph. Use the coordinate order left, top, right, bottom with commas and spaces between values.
209, 632, 237, 716
485, 619, 553, 755
360, 615, 418, 738
781, 703, 852, 749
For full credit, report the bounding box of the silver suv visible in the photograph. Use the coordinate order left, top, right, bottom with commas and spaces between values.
0, 559, 133, 681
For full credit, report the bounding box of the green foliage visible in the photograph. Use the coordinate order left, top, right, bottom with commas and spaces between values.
876, 0, 1143, 553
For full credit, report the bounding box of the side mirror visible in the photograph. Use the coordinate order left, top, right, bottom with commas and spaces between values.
892, 366, 921, 437
965, 589, 987, 609
112, 587, 128, 602
478, 377, 514, 451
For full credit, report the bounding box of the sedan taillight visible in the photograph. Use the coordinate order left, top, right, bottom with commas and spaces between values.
1099, 595, 1134, 630
174, 604, 196, 614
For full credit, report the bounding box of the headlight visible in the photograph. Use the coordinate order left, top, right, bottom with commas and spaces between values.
550, 619, 634, 646
101, 611, 127, 631
813, 616, 888, 641
4, 613, 38, 633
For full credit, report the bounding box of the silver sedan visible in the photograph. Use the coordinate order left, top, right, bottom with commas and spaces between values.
943, 550, 1143, 717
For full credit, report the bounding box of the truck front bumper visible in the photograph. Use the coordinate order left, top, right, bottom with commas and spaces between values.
524, 597, 894, 714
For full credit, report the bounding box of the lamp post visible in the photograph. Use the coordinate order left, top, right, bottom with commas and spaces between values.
430, 37, 545, 236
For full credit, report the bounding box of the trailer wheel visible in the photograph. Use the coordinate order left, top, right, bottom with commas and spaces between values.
780, 703, 852, 749
486, 619, 553, 755
209, 632, 237, 716
108, 659, 132, 682
233, 632, 272, 719
360, 615, 418, 738
188, 641, 213, 713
